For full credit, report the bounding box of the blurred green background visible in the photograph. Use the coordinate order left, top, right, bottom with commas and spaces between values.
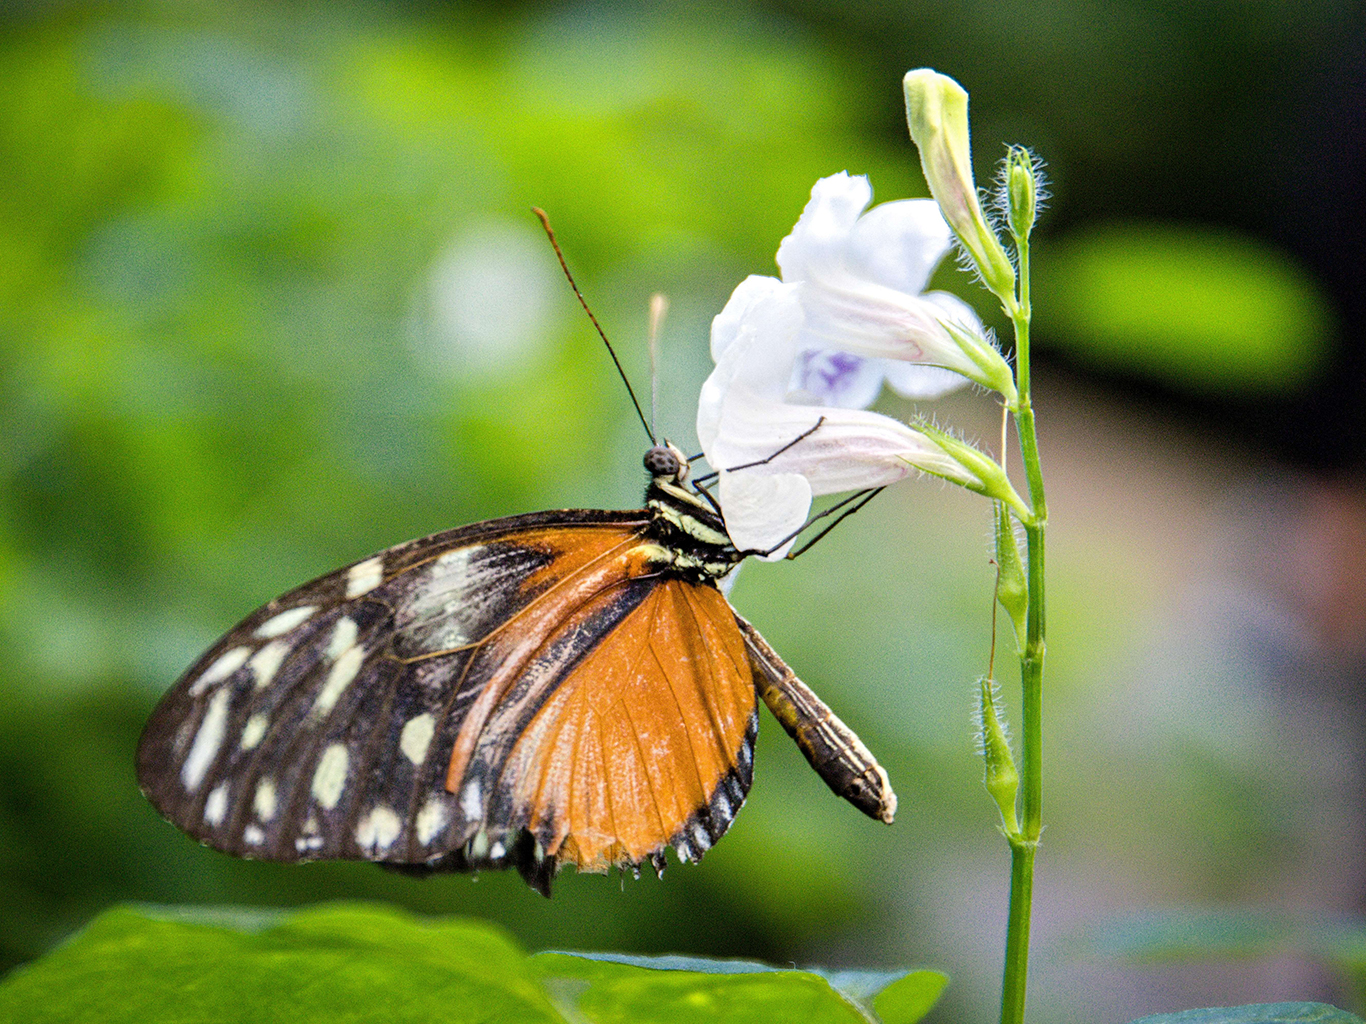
2, 2, 1364, 1022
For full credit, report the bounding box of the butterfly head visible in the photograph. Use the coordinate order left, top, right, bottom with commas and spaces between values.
643, 441, 691, 487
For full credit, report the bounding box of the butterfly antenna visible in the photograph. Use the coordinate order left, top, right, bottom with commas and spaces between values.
648, 292, 669, 441
533, 207, 654, 443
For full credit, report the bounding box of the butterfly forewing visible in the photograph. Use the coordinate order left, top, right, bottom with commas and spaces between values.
136, 509, 759, 892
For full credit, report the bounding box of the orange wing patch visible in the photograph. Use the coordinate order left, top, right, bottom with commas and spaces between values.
504, 579, 755, 873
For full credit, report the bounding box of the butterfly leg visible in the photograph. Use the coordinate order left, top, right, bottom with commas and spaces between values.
734, 614, 897, 824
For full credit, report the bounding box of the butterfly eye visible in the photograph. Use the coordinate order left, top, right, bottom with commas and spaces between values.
643, 445, 681, 479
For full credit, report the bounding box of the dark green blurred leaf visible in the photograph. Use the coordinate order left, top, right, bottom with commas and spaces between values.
533, 950, 946, 1024
1127, 1003, 1365, 1024
0, 902, 564, 1024
1035, 222, 1334, 394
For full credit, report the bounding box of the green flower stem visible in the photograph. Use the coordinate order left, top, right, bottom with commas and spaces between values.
1000, 233, 1047, 1024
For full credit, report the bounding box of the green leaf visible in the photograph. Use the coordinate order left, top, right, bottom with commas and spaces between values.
533, 950, 946, 1024
1035, 222, 1334, 395
0, 902, 564, 1024
1127, 1003, 1365, 1024
0, 904, 947, 1024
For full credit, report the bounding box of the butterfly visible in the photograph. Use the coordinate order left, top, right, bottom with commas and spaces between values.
136, 439, 897, 895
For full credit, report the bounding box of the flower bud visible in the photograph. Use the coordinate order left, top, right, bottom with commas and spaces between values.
1004, 146, 1037, 242
978, 677, 1020, 836
902, 69, 1017, 307
994, 502, 1028, 652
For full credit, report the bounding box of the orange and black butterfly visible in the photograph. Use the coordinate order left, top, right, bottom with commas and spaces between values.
137, 219, 896, 896
136, 442, 896, 895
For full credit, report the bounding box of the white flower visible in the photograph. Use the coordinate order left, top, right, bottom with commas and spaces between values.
695, 174, 1027, 556
776, 172, 1014, 402
697, 276, 977, 558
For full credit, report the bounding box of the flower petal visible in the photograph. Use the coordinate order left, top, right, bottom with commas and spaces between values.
710, 274, 787, 360
922, 289, 983, 332
775, 172, 872, 282
699, 280, 805, 451
882, 359, 971, 400
845, 198, 953, 295
717, 471, 812, 560
793, 273, 982, 378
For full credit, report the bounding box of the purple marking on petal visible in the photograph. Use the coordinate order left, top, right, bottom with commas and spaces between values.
793, 349, 887, 409
798, 349, 862, 391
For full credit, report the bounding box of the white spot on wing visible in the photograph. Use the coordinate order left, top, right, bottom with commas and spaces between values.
345, 556, 384, 598
712, 790, 732, 822
254, 778, 277, 821
469, 830, 489, 859
399, 713, 435, 765
355, 805, 402, 854
203, 782, 229, 826
181, 688, 232, 791
240, 713, 268, 751
313, 645, 364, 717
311, 744, 349, 809
189, 646, 251, 695
255, 605, 317, 639
431, 547, 473, 582
416, 796, 449, 845
489, 840, 505, 860
244, 824, 265, 846
325, 616, 358, 660
295, 816, 323, 853
460, 780, 482, 821
248, 640, 289, 689
400, 548, 477, 649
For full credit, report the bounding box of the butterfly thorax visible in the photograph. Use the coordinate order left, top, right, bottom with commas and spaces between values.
641, 443, 742, 583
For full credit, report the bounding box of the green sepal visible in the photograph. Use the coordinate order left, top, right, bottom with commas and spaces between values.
916, 423, 1031, 521
941, 319, 1018, 404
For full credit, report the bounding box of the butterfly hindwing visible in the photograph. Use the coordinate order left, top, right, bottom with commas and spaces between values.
136, 509, 759, 893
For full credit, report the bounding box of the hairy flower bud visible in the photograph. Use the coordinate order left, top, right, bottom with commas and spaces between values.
994, 502, 1028, 652
1004, 146, 1037, 242
903, 69, 1017, 307
978, 678, 1020, 837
